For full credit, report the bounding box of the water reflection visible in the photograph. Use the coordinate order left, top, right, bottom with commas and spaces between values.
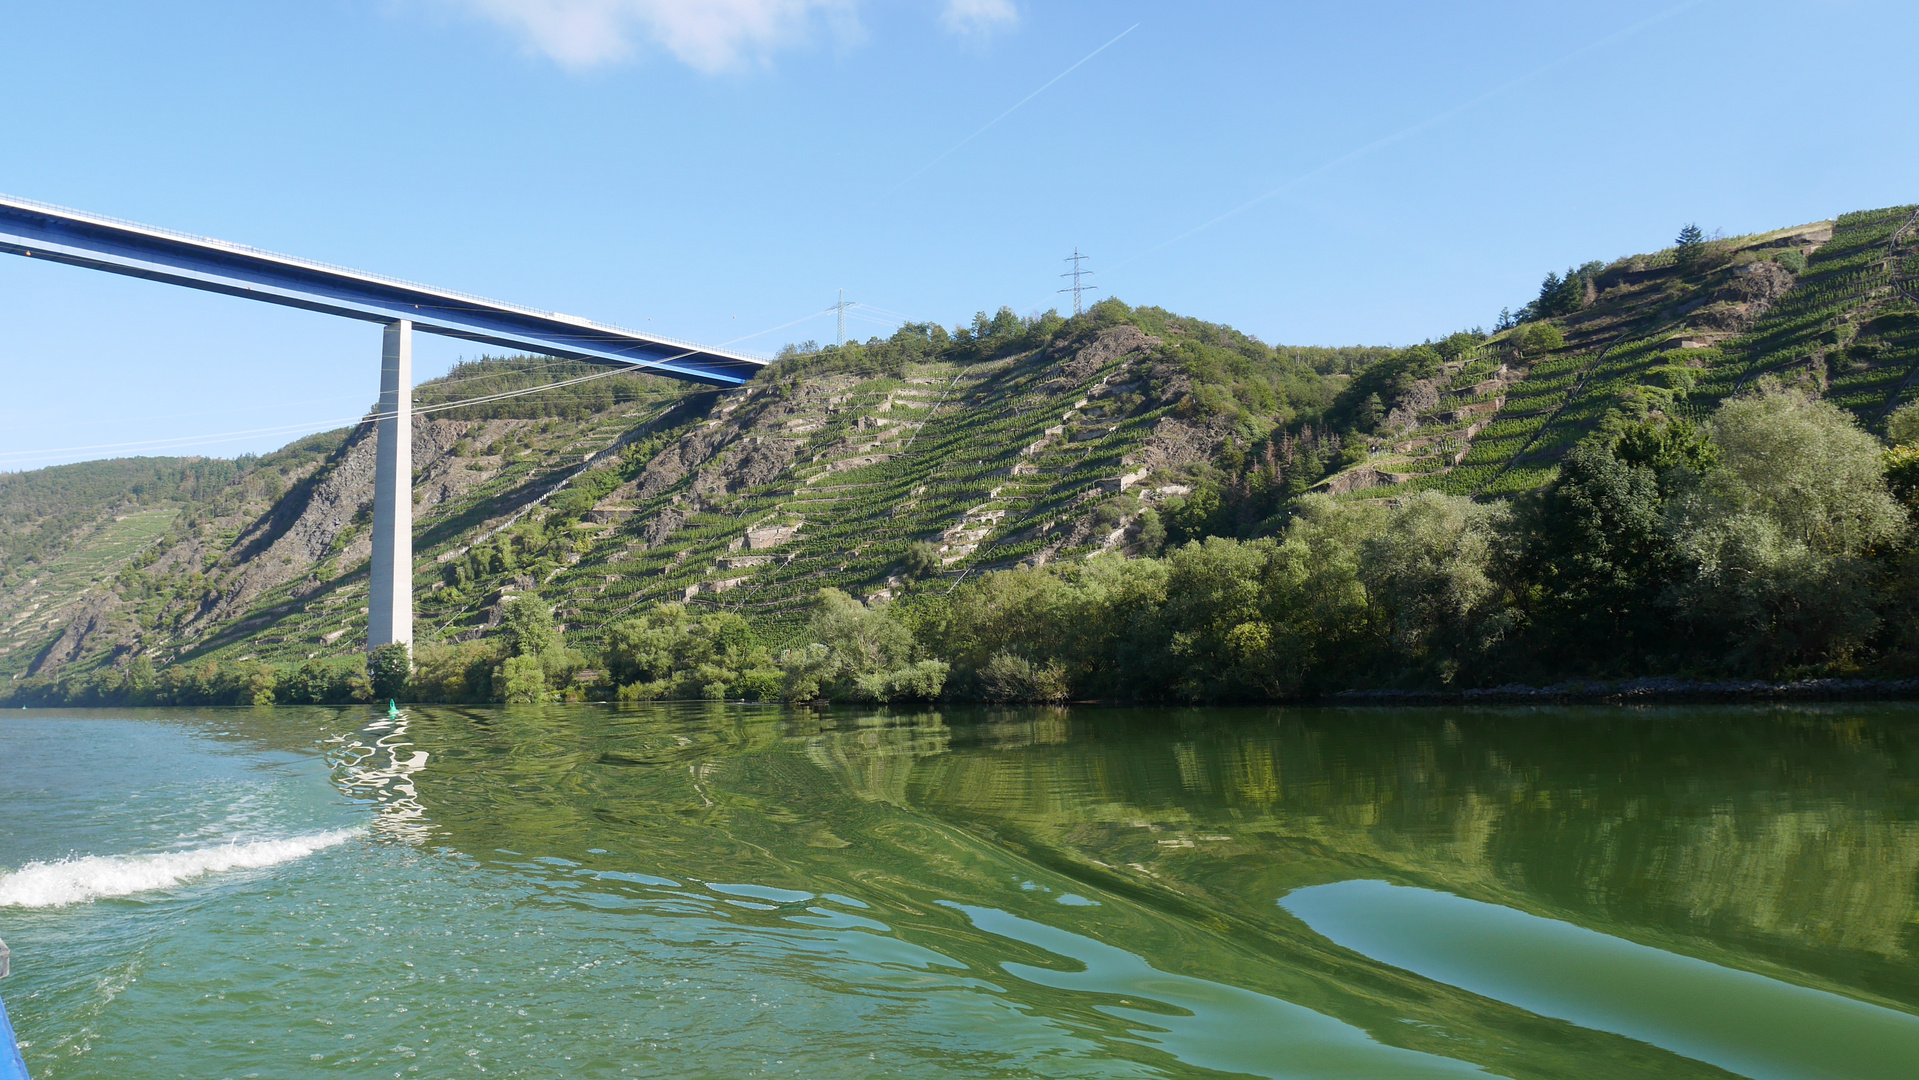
1283, 880, 1919, 1080
323, 711, 432, 842
888, 706, 1919, 1010
30, 701, 1911, 1080
348, 702, 1919, 1078
950, 901, 1487, 1078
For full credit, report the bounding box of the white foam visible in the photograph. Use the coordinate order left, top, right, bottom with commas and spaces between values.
0, 829, 362, 908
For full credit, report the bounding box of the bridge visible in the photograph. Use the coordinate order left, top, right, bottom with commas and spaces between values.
0, 193, 766, 651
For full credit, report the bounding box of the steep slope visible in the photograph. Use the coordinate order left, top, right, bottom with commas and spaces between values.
0, 454, 276, 673
11, 308, 1342, 678
1335, 207, 1917, 498
12, 202, 1918, 687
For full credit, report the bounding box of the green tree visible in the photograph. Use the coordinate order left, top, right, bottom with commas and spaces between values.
1885, 445, 1919, 510
1665, 388, 1908, 670
1163, 484, 1223, 545
1888, 401, 1919, 446
1135, 508, 1168, 556
497, 653, 547, 704
603, 604, 778, 700
932, 557, 1167, 700
1614, 415, 1717, 484
1705, 389, 1905, 556
124, 655, 157, 705
495, 594, 582, 692
1514, 322, 1565, 358
1675, 223, 1706, 269
902, 541, 941, 579
977, 651, 1071, 703
1142, 536, 1297, 701
779, 589, 946, 702
1355, 492, 1513, 683
1516, 438, 1671, 669
501, 595, 559, 655
408, 641, 498, 702
367, 643, 411, 701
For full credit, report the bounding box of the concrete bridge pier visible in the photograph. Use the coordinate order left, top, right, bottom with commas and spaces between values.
369, 319, 413, 650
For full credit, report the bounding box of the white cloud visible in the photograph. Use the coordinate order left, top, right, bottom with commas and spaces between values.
939, 0, 1017, 37
460, 0, 858, 71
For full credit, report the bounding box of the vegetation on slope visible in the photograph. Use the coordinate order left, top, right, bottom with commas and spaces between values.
7, 203, 1919, 705
0, 455, 242, 582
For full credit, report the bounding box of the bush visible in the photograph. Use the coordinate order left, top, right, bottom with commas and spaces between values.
497, 653, 547, 704
604, 604, 776, 700
777, 589, 946, 702
1135, 508, 1167, 556
1885, 445, 1919, 510
1514, 322, 1565, 358
902, 541, 941, 579
367, 643, 412, 702
977, 651, 1071, 703
1888, 401, 1919, 447
409, 640, 499, 702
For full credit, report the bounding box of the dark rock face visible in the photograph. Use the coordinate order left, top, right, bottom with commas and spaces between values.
29, 594, 120, 675
638, 507, 687, 550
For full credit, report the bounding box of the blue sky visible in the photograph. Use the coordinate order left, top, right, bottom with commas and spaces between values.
2, 0, 1915, 467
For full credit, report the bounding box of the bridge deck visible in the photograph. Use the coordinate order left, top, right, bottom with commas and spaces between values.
0, 194, 765, 387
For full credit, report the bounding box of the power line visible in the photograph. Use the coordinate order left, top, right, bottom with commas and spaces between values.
1059, 248, 1097, 316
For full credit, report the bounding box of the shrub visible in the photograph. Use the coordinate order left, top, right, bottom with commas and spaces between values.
409, 640, 499, 702
367, 643, 412, 702
777, 589, 946, 702
977, 651, 1071, 703
1888, 401, 1919, 446
496, 653, 546, 704
1514, 322, 1565, 358
902, 541, 941, 579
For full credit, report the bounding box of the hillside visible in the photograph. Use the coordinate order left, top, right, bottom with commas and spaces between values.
6, 201, 1918, 700
1329, 207, 1917, 497
1, 309, 1363, 683
0, 455, 250, 671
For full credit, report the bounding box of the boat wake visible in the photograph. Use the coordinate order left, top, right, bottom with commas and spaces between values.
0, 829, 363, 908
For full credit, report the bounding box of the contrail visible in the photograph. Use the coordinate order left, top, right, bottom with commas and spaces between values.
881, 22, 1140, 199
1110, 0, 1713, 272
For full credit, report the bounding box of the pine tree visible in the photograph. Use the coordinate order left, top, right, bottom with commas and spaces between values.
1675, 223, 1706, 269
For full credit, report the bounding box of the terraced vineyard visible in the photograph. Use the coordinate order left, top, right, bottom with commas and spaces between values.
1336, 209, 1919, 499
13, 202, 1919, 683
490, 325, 1181, 646
0, 507, 176, 672
8, 318, 1231, 675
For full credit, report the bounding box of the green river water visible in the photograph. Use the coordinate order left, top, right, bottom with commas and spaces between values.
2, 703, 1918, 1078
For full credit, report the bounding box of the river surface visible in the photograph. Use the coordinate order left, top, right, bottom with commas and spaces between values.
2, 704, 1918, 1079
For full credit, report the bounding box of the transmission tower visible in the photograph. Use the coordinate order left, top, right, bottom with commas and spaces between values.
830, 289, 856, 347
1059, 248, 1098, 316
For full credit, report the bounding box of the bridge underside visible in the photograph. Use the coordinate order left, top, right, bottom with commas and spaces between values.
0, 195, 765, 386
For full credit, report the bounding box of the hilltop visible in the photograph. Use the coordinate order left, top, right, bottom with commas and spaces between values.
5, 202, 1918, 702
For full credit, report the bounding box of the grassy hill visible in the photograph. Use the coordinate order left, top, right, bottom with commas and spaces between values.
0, 308, 1359, 681
5, 201, 1917, 697
1336, 207, 1917, 498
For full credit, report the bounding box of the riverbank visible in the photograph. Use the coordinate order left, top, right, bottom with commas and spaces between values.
1325, 676, 1919, 706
